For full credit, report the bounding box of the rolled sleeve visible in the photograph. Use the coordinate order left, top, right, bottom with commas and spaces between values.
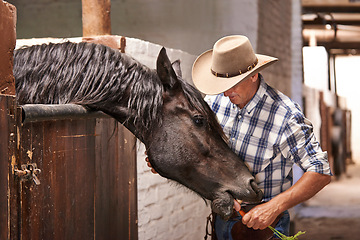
280, 113, 332, 176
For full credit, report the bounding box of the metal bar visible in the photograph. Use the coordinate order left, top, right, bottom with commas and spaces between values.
21, 104, 109, 123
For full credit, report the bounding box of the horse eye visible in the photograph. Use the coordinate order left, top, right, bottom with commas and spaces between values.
193, 115, 205, 126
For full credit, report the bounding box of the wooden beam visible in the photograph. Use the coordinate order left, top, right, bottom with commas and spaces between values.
303, 20, 360, 26
303, 0, 360, 7
303, 39, 360, 52
82, 0, 111, 37
303, 6, 360, 13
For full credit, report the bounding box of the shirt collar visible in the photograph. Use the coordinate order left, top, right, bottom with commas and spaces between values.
243, 74, 267, 114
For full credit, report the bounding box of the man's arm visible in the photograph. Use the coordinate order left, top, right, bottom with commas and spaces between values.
241, 171, 331, 230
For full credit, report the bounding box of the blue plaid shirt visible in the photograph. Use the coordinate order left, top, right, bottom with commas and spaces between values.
205, 75, 331, 201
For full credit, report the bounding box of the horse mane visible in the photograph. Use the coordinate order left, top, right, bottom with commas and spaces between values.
14, 41, 226, 142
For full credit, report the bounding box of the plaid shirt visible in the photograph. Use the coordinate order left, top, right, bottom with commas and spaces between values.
205, 75, 331, 201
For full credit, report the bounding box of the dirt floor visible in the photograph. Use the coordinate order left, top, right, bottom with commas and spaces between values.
292, 163, 360, 240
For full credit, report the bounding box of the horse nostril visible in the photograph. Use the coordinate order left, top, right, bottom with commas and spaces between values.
249, 179, 264, 200
249, 179, 261, 194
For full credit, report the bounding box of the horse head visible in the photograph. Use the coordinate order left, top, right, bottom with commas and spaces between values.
145, 48, 263, 220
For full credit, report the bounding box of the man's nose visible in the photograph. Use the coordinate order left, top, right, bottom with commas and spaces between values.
224, 89, 232, 97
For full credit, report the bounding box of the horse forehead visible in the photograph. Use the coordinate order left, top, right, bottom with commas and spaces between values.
164, 91, 195, 111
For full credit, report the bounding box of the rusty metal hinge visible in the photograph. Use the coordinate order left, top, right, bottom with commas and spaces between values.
14, 163, 41, 185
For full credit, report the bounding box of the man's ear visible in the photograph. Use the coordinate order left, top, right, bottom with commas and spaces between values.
156, 47, 180, 91
250, 73, 259, 82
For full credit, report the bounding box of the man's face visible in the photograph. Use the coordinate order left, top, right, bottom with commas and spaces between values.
223, 74, 258, 108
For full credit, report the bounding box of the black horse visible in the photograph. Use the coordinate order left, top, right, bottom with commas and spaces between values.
14, 42, 263, 219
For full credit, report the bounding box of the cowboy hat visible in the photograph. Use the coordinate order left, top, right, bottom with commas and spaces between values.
192, 35, 278, 95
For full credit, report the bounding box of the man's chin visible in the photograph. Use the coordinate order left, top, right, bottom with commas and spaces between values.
228, 96, 238, 104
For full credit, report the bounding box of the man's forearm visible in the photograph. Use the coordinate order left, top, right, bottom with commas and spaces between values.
271, 171, 331, 215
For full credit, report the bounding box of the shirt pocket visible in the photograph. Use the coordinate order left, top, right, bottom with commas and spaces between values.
245, 135, 276, 174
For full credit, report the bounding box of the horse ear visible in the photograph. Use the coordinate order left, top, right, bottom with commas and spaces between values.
156, 47, 180, 91
172, 59, 182, 78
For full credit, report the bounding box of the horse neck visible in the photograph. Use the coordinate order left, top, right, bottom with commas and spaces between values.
90, 78, 163, 144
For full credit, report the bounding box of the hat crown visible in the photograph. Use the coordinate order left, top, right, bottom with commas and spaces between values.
211, 35, 257, 76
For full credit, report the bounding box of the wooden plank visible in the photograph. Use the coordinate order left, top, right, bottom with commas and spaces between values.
95, 118, 138, 240
20, 122, 35, 239
49, 120, 68, 240
121, 123, 138, 239
94, 118, 111, 238
0, 96, 9, 240
48, 120, 77, 240
19, 120, 59, 239
70, 119, 96, 239
0, 96, 13, 240
117, 123, 138, 240
34, 121, 54, 239
0, 95, 21, 240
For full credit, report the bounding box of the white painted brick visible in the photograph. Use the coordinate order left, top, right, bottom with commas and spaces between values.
138, 189, 159, 208
149, 203, 165, 221
172, 221, 187, 239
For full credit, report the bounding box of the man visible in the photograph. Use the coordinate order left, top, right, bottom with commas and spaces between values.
191, 35, 331, 239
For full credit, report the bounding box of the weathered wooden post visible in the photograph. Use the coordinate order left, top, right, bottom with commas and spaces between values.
0, 1, 18, 240
0, 0, 16, 95
82, 0, 111, 36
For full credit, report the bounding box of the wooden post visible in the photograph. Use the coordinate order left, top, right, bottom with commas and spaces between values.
0, 1, 17, 96
82, 0, 111, 37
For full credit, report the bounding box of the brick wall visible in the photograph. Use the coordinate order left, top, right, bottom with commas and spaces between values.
257, 0, 293, 98
291, 0, 304, 107
257, 0, 305, 184
137, 143, 210, 240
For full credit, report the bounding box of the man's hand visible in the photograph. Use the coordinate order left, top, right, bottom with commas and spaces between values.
241, 201, 280, 230
145, 151, 158, 174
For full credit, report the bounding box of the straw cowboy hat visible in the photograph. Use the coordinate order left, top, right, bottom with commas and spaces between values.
192, 35, 278, 95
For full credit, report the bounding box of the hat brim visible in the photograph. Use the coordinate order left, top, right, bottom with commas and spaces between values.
192, 50, 278, 95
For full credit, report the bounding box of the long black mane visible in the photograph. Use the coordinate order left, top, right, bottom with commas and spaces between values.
14, 42, 225, 142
